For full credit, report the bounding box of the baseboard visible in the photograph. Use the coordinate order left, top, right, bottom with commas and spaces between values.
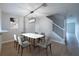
51, 39, 65, 45
2, 40, 14, 44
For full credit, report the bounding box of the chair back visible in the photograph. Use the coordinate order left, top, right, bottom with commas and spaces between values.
41, 33, 45, 35
35, 32, 39, 34
41, 33, 45, 38
14, 34, 18, 41
20, 35, 26, 42
18, 36, 23, 45
45, 36, 50, 43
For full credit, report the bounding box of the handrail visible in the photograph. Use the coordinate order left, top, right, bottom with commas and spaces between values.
53, 22, 64, 30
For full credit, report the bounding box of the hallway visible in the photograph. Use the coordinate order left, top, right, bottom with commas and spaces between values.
67, 33, 79, 55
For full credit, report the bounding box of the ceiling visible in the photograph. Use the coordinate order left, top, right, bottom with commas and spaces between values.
0, 3, 79, 17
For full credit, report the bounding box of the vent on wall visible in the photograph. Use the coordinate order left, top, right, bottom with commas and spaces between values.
29, 17, 36, 23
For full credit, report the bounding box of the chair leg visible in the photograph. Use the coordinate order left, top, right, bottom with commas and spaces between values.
14, 41, 16, 48
29, 38, 31, 42
37, 39, 39, 43
18, 45, 20, 54
16, 42, 18, 50
29, 45, 31, 52
38, 47, 41, 55
46, 48, 48, 56
21, 46, 23, 56
50, 44, 52, 55
14, 41, 18, 50
33, 39, 35, 48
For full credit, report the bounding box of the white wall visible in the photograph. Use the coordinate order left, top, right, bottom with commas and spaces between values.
35, 16, 53, 36
0, 9, 2, 52
18, 16, 24, 33
25, 17, 35, 33
0, 9, 1, 30
1, 12, 24, 43
75, 16, 79, 46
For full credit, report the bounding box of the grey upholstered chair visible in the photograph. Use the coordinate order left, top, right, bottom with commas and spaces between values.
36, 36, 52, 55
18, 36, 31, 56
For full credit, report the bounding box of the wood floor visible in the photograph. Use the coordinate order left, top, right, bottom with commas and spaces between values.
0, 33, 79, 56
0, 41, 71, 56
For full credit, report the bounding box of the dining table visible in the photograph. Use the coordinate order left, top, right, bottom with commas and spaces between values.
21, 33, 44, 47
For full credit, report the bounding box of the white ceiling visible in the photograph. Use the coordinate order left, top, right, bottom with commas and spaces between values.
0, 3, 79, 16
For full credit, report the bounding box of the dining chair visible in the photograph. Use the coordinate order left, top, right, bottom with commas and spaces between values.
35, 32, 38, 34
13, 34, 18, 50
20, 35, 28, 42
38, 33, 45, 43
18, 36, 31, 56
36, 36, 52, 55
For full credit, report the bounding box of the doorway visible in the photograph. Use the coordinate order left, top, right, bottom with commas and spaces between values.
66, 16, 79, 55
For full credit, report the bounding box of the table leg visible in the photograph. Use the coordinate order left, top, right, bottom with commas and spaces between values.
33, 39, 35, 48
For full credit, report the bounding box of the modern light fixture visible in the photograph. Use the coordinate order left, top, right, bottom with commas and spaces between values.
24, 3, 47, 17
27, 3, 47, 23
23, 3, 47, 32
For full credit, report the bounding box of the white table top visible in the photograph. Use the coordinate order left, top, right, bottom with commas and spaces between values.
21, 33, 44, 39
